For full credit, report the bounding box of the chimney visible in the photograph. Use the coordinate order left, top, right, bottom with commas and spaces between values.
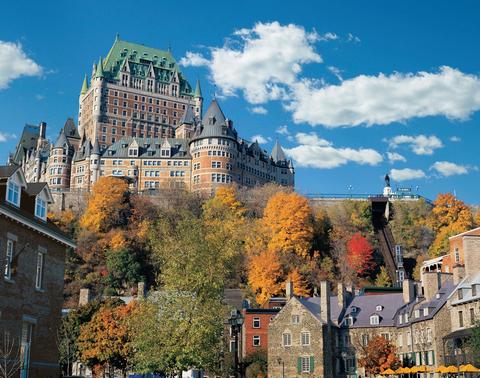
421, 272, 441, 302
402, 279, 415, 304
453, 264, 466, 285
463, 236, 480, 278
137, 282, 146, 298
79, 288, 91, 306
286, 280, 294, 300
39, 122, 46, 139
320, 281, 331, 324
337, 282, 346, 311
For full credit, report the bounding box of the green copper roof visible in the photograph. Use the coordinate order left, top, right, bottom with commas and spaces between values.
194, 79, 202, 98
95, 57, 105, 78
81, 74, 89, 95
101, 37, 193, 95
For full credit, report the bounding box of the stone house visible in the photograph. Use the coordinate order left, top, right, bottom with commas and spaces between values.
0, 165, 75, 377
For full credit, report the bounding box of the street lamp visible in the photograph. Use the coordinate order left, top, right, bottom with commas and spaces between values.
228, 310, 244, 378
277, 357, 285, 378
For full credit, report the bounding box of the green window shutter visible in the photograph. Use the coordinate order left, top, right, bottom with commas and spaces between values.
310, 356, 314, 372
432, 350, 435, 365
297, 357, 302, 374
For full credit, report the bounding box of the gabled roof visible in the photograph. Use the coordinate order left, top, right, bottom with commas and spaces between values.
103, 137, 190, 159
0, 165, 21, 179
271, 140, 287, 162
11, 124, 40, 164
25, 182, 54, 203
63, 118, 80, 139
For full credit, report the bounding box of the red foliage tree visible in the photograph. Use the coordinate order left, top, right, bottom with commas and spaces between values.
358, 335, 400, 375
346, 233, 375, 275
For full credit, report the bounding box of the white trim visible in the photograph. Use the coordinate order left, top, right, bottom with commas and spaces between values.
449, 227, 480, 240
0, 206, 76, 248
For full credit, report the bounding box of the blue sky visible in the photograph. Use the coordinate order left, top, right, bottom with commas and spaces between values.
0, 1, 479, 203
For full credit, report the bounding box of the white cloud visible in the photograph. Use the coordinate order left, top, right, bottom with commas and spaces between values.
430, 161, 469, 177
250, 134, 270, 144
285, 132, 382, 169
319, 32, 338, 41
0, 41, 42, 89
327, 66, 343, 81
389, 168, 426, 182
249, 106, 268, 114
180, 21, 321, 104
388, 135, 443, 155
450, 136, 461, 142
179, 51, 210, 67
276, 125, 290, 135
288, 67, 480, 127
0, 132, 16, 142
387, 152, 406, 163
347, 33, 361, 43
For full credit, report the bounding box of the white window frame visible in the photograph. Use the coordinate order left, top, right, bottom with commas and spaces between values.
370, 314, 380, 325
252, 335, 260, 347
292, 315, 300, 324
301, 331, 311, 346
4, 239, 14, 280
35, 250, 45, 290
282, 332, 291, 347
35, 197, 47, 221
301, 356, 311, 373
252, 317, 260, 328
6, 180, 20, 206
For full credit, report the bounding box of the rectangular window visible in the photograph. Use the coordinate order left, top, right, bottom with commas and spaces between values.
455, 248, 460, 263
473, 285, 477, 297
4, 239, 14, 280
398, 333, 403, 347
407, 332, 411, 346
35, 197, 47, 220
35, 251, 45, 290
459, 311, 464, 327
282, 333, 291, 347
301, 332, 310, 346
426, 328, 432, 342
301, 356, 311, 373
292, 315, 300, 324
7, 180, 20, 206
361, 334, 369, 347
252, 317, 260, 328
252, 335, 261, 346
470, 308, 475, 325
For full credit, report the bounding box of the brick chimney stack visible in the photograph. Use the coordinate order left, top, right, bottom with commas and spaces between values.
286, 280, 294, 300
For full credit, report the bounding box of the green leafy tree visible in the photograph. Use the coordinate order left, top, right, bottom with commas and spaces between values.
130, 212, 234, 375
106, 248, 144, 291
467, 318, 480, 365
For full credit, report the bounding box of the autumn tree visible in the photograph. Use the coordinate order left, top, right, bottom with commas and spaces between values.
78, 303, 135, 378
346, 233, 375, 276
358, 335, 400, 376
428, 193, 474, 256
261, 192, 314, 259
374, 267, 392, 287
247, 250, 283, 305
80, 177, 131, 233
287, 269, 310, 297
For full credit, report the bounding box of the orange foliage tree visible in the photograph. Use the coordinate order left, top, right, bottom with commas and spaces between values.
346, 233, 375, 275
358, 335, 400, 376
80, 177, 130, 233
287, 269, 310, 297
78, 303, 135, 377
428, 193, 474, 256
247, 250, 283, 305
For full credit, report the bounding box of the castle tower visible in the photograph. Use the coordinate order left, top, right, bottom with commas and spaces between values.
78, 75, 89, 136
90, 138, 101, 185
92, 57, 105, 141
189, 99, 238, 193
194, 79, 203, 119
270, 140, 295, 186
47, 128, 73, 191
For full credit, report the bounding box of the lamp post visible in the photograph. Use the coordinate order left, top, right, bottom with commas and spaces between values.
277, 357, 285, 378
228, 310, 244, 378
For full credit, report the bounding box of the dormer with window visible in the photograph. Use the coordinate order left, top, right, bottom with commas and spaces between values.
370, 314, 381, 325
376, 305, 383, 312
161, 138, 171, 157
5, 168, 27, 207
128, 140, 139, 157
32, 185, 53, 222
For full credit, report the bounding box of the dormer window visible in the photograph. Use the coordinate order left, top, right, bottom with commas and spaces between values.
458, 289, 464, 300
414, 309, 420, 319
376, 305, 383, 312
208, 116, 216, 125
128, 148, 138, 157
423, 308, 429, 316
398, 314, 403, 324
351, 307, 357, 313
6, 180, 20, 206
370, 314, 380, 325
345, 316, 354, 326
35, 197, 47, 221
161, 148, 170, 157
472, 285, 477, 297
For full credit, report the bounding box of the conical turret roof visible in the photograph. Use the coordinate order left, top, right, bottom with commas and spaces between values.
180, 104, 195, 125
194, 79, 202, 98
95, 57, 105, 78
92, 138, 101, 155
81, 74, 89, 95
54, 129, 70, 149
271, 139, 287, 162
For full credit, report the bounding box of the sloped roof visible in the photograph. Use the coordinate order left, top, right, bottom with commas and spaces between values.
0, 165, 21, 179
180, 104, 196, 125
103, 137, 191, 159
341, 293, 404, 328
101, 37, 193, 95
297, 296, 343, 325
63, 118, 80, 139
54, 129, 70, 149
12, 124, 40, 164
